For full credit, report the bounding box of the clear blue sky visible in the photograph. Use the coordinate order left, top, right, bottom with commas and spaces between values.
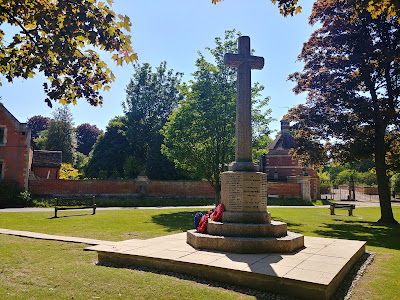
0, 0, 315, 134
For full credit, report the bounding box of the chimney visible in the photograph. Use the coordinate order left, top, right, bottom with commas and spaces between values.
281, 119, 290, 135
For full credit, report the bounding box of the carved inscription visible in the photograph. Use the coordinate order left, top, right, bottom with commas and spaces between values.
221, 172, 268, 212
224, 172, 243, 211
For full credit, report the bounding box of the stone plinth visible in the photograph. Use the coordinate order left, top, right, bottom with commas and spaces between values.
221, 171, 267, 213
187, 230, 304, 253
187, 170, 305, 253
222, 211, 271, 224
207, 220, 287, 238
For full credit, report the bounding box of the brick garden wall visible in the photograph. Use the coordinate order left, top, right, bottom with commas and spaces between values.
29, 179, 216, 197
267, 182, 302, 197
339, 185, 379, 195
29, 178, 305, 198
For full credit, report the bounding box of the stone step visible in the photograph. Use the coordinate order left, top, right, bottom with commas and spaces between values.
187, 229, 304, 254
207, 220, 287, 238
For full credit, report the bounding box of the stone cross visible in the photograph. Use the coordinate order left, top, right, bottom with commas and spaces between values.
224, 36, 264, 171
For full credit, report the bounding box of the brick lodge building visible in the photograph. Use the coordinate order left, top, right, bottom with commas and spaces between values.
260, 119, 320, 200
0, 103, 61, 190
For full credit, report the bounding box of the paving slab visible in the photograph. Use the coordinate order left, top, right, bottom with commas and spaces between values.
0, 228, 116, 246
87, 233, 366, 300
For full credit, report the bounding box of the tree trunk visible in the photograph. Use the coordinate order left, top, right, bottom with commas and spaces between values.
375, 124, 398, 224
210, 179, 221, 205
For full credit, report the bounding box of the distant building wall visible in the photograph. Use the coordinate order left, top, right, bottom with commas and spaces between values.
32, 167, 60, 179
0, 104, 31, 189
268, 182, 301, 197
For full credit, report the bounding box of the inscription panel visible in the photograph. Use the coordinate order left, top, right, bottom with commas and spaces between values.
221, 171, 267, 212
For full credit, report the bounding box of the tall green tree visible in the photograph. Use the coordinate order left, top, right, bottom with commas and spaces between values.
0, 0, 135, 107
123, 61, 184, 179
85, 116, 130, 179
162, 30, 272, 202
45, 106, 77, 164
287, 0, 400, 223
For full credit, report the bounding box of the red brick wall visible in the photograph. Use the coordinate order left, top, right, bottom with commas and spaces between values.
32, 167, 59, 179
0, 105, 31, 189
339, 185, 378, 195
268, 182, 302, 197
265, 150, 318, 179
29, 179, 216, 197
29, 179, 305, 198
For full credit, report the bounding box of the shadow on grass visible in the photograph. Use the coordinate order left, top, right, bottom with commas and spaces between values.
49, 213, 95, 219
151, 211, 199, 232
314, 219, 400, 250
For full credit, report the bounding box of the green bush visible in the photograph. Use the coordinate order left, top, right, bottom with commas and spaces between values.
0, 180, 32, 208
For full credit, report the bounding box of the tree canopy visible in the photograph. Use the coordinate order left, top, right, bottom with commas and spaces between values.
123, 61, 185, 179
212, 0, 400, 20
0, 0, 136, 107
27, 115, 50, 140
85, 116, 130, 179
287, 0, 399, 223
45, 106, 77, 164
76, 123, 103, 155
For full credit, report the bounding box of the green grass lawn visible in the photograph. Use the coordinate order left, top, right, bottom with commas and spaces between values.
0, 206, 399, 299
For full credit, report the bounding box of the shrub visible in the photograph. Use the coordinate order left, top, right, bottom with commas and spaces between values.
0, 180, 29, 208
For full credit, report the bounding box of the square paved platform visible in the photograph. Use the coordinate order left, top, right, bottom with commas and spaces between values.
86, 233, 365, 300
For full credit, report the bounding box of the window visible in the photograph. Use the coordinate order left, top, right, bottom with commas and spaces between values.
0, 126, 5, 145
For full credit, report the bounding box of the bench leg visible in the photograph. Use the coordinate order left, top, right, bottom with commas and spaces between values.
330, 208, 335, 215
54, 207, 58, 218
349, 209, 353, 216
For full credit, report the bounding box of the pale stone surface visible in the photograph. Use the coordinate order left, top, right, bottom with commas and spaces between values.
224, 36, 264, 170
0, 228, 116, 246
206, 220, 287, 237
0, 227, 367, 300
221, 171, 267, 213
86, 233, 367, 300
187, 229, 304, 254
221, 211, 271, 224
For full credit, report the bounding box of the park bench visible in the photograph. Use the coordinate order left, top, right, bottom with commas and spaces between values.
54, 196, 96, 218
330, 203, 355, 216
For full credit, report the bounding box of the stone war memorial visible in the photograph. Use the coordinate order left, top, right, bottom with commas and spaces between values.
187, 36, 304, 253
89, 36, 367, 300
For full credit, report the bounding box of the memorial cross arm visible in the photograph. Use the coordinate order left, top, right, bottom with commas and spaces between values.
224, 53, 264, 70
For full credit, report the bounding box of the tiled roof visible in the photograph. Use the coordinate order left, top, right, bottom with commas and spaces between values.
267, 133, 296, 150
32, 150, 62, 168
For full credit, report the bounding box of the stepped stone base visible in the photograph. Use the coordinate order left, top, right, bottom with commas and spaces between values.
222, 211, 271, 224
207, 220, 287, 238
187, 229, 304, 254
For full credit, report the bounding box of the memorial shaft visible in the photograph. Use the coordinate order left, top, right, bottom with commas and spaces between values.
224, 36, 264, 171
236, 38, 252, 162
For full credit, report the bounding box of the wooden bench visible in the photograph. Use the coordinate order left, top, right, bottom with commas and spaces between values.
330, 203, 355, 216
54, 196, 96, 218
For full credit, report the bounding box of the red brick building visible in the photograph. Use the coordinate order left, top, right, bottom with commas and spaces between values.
261, 119, 320, 200
31, 150, 62, 179
0, 103, 32, 189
